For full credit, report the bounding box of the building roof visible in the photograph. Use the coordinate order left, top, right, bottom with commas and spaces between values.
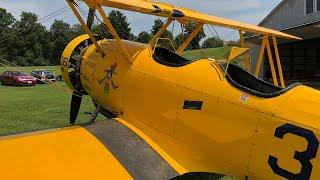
259, 0, 287, 26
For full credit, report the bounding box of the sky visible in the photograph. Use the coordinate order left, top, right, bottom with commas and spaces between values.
0, 0, 282, 40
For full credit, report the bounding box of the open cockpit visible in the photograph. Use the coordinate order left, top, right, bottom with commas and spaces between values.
221, 63, 301, 98
152, 47, 194, 67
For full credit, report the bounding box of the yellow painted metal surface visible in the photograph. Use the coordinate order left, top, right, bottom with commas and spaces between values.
72, 37, 320, 179
254, 35, 268, 77
265, 36, 279, 86
272, 36, 285, 88
0, 127, 132, 180
122, 51, 261, 175
228, 47, 249, 62
80, 40, 147, 114
83, 0, 300, 39
224, 47, 249, 77
60, 34, 90, 91
248, 86, 320, 179
55, 1, 320, 179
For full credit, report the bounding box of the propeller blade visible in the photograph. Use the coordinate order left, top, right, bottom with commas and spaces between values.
70, 92, 82, 125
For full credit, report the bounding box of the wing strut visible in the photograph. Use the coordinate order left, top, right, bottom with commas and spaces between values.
67, 0, 132, 64
254, 35, 285, 87
265, 35, 279, 87
67, 0, 103, 54
149, 19, 174, 46
96, 5, 132, 64
272, 36, 285, 88
176, 23, 204, 55
239, 30, 251, 71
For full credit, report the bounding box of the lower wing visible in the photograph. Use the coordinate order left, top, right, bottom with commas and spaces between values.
0, 119, 179, 180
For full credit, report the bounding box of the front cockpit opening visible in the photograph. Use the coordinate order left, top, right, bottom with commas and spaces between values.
152, 47, 194, 67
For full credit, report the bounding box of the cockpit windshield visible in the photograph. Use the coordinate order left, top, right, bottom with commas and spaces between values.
182, 46, 250, 70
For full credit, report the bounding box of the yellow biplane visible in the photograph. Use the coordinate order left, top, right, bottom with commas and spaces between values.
1, 0, 320, 179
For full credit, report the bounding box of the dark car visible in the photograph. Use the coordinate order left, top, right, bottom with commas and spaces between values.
0, 71, 37, 86
31, 69, 56, 83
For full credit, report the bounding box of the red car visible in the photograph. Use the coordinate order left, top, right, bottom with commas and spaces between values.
0, 71, 37, 86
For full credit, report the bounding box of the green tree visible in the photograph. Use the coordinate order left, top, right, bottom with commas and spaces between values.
226, 40, 240, 47
0, 9, 135, 67
173, 33, 185, 49
136, 31, 151, 43
71, 24, 85, 37
151, 19, 172, 38
92, 23, 108, 38
91, 10, 132, 40
0, 8, 15, 33
50, 20, 73, 65
183, 22, 206, 50
151, 19, 174, 50
173, 22, 206, 51
202, 37, 224, 48
109, 10, 131, 40
9, 12, 50, 66
0, 8, 15, 60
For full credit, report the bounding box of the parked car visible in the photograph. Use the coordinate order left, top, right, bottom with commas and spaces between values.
31, 69, 56, 83
0, 71, 37, 86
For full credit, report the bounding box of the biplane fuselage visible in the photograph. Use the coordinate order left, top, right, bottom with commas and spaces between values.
61, 35, 320, 179
1, 0, 319, 179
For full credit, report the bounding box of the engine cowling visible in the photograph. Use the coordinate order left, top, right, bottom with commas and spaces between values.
61, 35, 133, 123
60, 34, 91, 94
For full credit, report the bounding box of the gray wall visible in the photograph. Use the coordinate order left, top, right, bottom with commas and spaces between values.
261, 0, 320, 29
249, 43, 263, 76
249, 0, 320, 79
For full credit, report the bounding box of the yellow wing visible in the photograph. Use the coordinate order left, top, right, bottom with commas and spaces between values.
0, 120, 181, 180
84, 0, 300, 40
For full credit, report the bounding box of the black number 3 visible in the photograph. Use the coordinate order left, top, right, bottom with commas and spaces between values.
268, 124, 319, 179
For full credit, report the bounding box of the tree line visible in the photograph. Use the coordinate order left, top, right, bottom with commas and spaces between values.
0, 8, 234, 66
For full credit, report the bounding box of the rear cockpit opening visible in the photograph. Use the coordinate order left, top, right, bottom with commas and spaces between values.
220, 63, 301, 98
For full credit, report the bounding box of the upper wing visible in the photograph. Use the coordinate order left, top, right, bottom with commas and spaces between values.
85, 0, 301, 40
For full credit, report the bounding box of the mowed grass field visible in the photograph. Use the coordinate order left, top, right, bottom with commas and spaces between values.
0, 66, 103, 136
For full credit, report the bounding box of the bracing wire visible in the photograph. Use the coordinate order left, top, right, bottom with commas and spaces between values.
209, 25, 222, 40
205, 24, 238, 45
171, 19, 175, 35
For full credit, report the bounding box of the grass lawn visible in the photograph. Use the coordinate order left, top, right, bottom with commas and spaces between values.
183, 47, 231, 61
0, 82, 103, 136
